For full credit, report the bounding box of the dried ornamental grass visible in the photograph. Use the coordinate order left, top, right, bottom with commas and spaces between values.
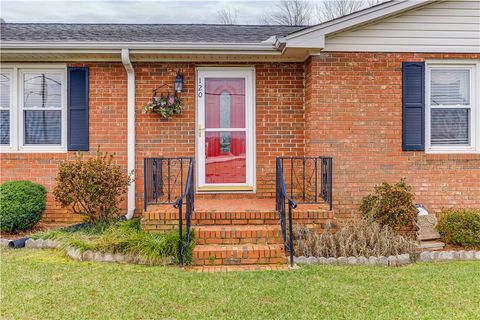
294, 219, 416, 258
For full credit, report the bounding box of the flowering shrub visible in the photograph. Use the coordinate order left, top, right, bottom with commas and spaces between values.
143, 93, 182, 119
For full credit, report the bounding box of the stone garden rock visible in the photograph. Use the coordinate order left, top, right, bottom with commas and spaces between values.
457, 250, 466, 260
465, 251, 475, 260
387, 256, 398, 267
347, 257, 357, 265
0, 239, 11, 247
24, 239, 36, 248
326, 257, 337, 265
475, 251, 480, 260
378, 256, 388, 266
67, 248, 82, 260
294, 256, 307, 264
114, 253, 125, 263
443, 251, 454, 261
419, 251, 432, 262
317, 257, 327, 264
93, 251, 104, 262
357, 256, 368, 265
102, 253, 115, 262
82, 250, 94, 261
368, 256, 378, 265
337, 257, 348, 265
397, 254, 410, 266
45, 240, 58, 249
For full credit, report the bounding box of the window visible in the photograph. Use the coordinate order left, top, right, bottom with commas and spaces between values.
426, 62, 479, 153
0, 71, 12, 146
0, 65, 67, 152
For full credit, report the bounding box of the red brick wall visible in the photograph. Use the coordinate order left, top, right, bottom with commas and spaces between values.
5, 54, 477, 227
305, 52, 480, 223
134, 62, 305, 210
0, 62, 304, 225
0, 63, 128, 226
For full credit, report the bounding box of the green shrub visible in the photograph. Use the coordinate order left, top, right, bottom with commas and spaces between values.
294, 220, 416, 258
53, 149, 133, 224
360, 179, 417, 230
0, 181, 46, 233
33, 219, 194, 265
437, 209, 480, 249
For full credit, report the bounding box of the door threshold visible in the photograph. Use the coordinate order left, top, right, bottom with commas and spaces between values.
197, 186, 255, 192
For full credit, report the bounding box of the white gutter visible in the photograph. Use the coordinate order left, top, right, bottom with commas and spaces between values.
1, 41, 278, 51
121, 48, 136, 220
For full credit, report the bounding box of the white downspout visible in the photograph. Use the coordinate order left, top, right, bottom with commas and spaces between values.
121, 48, 136, 220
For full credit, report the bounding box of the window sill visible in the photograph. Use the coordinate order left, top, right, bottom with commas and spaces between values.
0, 146, 68, 154
425, 148, 479, 155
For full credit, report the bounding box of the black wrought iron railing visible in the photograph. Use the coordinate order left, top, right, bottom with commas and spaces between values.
144, 157, 193, 211
275, 156, 333, 267
143, 157, 194, 266
173, 158, 194, 266
277, 156, 333, 210
276, 158, 297, 268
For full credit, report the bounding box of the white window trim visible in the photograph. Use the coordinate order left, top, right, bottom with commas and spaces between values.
0, 69, 14, 151
0, 64, 67, 153
425, 60, 480, 154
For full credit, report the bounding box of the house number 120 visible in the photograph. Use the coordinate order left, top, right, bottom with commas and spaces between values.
198, 79, 203, 98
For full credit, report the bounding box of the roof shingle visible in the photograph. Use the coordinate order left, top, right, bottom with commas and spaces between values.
0, 23, 306, 43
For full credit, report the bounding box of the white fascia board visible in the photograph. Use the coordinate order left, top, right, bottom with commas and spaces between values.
285, 0, 434, 48
0, 41, 278, 51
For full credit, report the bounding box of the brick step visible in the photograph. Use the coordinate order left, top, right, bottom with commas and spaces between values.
144, 210, 332, 224
192, 244, 287, 266
186, 264, 289, 273
194, 225, 284, 245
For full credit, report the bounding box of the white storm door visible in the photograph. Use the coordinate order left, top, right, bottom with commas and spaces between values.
196, 68, 255, 191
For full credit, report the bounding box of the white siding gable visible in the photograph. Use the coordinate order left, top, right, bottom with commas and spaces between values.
324, 0, 480, 53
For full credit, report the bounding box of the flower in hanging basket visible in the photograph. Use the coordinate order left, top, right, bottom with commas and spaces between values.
143, 92, 183, 119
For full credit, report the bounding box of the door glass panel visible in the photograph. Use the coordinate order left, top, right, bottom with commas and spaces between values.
205, 131, 246, 184
205, 78, 245, 128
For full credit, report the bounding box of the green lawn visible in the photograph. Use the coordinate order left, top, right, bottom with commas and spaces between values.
1, 248, 479, 319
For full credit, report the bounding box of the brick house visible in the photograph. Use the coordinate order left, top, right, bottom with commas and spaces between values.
1, 0, 479, 268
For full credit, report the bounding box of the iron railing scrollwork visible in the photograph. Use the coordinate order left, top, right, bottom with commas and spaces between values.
144, 157, 194, 266
144, 157, 193, 210
173, 158, 194, 266
276, 156, 333, 267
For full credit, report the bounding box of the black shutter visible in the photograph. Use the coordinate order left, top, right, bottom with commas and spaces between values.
67, 67, 89, 151
402, 62, 425, 151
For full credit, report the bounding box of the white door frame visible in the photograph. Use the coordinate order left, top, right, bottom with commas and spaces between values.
195, 67, 256, 192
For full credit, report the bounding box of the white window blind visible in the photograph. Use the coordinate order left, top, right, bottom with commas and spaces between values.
22, 72, 63, 145
428, 66, 474, 149
0, 71, 11, 146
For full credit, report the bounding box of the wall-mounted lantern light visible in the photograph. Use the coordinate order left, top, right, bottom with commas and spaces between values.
174, 71, 184, 93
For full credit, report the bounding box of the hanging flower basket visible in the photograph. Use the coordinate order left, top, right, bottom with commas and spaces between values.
143, 92, 183, 119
